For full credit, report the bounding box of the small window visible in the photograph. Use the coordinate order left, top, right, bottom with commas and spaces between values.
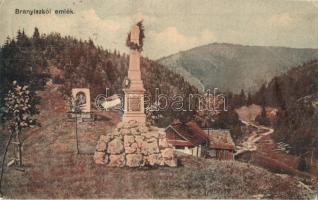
175, 146, 185, 150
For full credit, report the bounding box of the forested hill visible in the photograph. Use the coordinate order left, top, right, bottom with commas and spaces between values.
0, 28, 198, 125
158, 43, 318, 93
253, 60, 318, 158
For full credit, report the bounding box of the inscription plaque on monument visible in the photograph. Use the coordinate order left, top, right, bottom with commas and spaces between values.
127, 96, 141, 112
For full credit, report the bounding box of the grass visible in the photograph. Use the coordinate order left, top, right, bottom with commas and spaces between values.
0, 85, 315, 198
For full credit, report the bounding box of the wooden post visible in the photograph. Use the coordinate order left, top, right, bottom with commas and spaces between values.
17, 130, 22, 167
311, 149, 314, 166
75, 113, 79, 154
0, 130, 14, 195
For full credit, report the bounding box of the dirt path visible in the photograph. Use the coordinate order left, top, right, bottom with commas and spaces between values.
235, 120, 273, 156
235, 120, 316, 181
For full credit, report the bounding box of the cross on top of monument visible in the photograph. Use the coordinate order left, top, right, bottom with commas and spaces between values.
130, 24, 140, 45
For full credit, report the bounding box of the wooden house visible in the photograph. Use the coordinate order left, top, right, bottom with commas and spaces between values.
165, 121, 209, 157
204, 129, 235, 160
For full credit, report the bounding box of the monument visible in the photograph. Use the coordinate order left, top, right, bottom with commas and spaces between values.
122, 22, 146, 124
94, 22, 177, 167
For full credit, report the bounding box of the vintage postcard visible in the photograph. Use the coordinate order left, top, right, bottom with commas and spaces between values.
0, 0, 317, 199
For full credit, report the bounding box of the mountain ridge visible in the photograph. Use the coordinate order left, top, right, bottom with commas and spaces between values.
158, 43, 318, 93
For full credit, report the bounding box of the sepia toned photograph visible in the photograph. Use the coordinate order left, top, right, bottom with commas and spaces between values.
0, 0, 317, 199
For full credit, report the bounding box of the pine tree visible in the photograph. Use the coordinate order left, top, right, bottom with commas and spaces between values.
247, 92, 252, 106
33, 27, 40, 40
256, 105, 270, 126
239, 89, 246, 106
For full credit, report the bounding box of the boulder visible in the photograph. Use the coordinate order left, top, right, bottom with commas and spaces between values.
158, 131, 166, 139
145, 137, 157, 143
116, 122, 124, 129
142, 131, 159, 139
128, 120, 139, 128
161, 148, 174, 159
108, 154, 125, 167
100, 134, 113, 143
125, 143, 138, 154
135, 136, 144, 148
113, 129, 121, 136
139, 125, 149, 133
164, 158, 177, 167
141, 141, 159, 155
124, 120, 138, 129
94, 151, 107, 164
121, 128, 131, 135
159, 138, 170, 149
146, 154, 162, 166
124, 135, 135, 147
107, 138, 124, 154
126, 153, 143, 167
131, 128, 140, 135
96, 140, 107, 152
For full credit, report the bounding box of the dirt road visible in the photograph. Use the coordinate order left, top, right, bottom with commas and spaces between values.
235, 120, 273, 156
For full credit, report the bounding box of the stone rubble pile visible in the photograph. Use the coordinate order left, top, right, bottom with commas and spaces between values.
94, 120, 177, 167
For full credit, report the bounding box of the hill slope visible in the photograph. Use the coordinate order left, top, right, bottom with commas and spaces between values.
0, 29, 199, 126
158, 43, 318, 93
0, 86, 313, 198
252, 60, 318, 159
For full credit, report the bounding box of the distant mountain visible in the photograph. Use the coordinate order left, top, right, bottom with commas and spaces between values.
158, 43, 318, 93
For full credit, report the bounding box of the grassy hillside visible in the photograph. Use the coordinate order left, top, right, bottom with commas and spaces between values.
158, 43, 318, 93
0, 85, 313, 199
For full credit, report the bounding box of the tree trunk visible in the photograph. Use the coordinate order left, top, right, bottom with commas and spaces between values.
0, 130, 14, 195
17, 130, 22, 167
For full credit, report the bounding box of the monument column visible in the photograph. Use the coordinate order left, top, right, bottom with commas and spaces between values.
122, 23, 146, 124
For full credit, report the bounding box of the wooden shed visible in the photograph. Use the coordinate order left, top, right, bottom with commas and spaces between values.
165, 121, 209, 157
205, 129, 235, 160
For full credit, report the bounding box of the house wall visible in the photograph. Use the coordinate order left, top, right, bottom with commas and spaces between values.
166, 127, 207, 158
174, 145, 207, 158
207, 149, 234, 160
174, 146, 193, 155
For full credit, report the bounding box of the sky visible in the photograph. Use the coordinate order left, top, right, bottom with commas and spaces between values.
0, 0, 318, 59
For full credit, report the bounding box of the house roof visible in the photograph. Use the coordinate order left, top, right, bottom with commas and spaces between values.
166, 121, 209, 146
166, 121, 235, 150
204, 129, 235, 150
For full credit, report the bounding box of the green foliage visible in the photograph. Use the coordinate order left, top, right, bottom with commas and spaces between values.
253, 60, 318, 108
255, 106, 270, 126
1, 27, 199, 127
226, 90, 248, 108
0, 27, 49, 121
253, 60, 318, 157
3, 81, 39, 132
209, 107, 243, 142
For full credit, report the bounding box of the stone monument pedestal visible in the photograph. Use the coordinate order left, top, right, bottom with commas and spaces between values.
122, 89, 146, 124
